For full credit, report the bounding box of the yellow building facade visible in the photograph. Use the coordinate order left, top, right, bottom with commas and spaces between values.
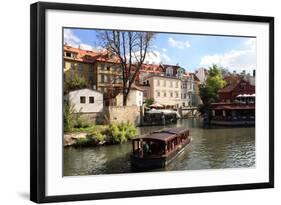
63, 45, 123, 94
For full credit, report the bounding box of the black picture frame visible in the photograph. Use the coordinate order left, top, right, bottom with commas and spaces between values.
30, 1, 274, 203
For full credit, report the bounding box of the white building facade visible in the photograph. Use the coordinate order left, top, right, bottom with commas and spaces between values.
65, 88, 103, 113
144, 75, 182, 107
115, 87, 144, 107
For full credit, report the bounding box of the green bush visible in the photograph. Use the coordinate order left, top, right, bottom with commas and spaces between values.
74, 117, 91, 129
74, 136, 93, 147
64, 101, 76, 132
106, 122, 138, 144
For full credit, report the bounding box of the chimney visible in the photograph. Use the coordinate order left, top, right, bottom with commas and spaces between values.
253, 69, 256, 77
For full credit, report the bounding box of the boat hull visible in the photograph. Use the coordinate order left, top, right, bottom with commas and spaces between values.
131, 137, 191, 169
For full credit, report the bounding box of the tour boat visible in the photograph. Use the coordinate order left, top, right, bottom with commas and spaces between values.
131, 127, 191, 169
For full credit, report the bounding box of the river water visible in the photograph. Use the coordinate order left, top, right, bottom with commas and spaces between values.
64, 118, 255, 176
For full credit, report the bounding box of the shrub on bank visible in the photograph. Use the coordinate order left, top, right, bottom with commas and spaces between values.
72, 122, 138, 147
74, 136, 93, 147
105, 122, 138, 144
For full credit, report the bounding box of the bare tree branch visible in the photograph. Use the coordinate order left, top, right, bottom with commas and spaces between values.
97, 31, 155, 105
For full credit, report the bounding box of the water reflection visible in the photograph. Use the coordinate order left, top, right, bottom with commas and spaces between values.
64, 118, 255, 176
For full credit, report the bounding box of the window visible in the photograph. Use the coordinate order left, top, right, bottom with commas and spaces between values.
80, 96, 86, 103
175, 92, 179, 98
163, 81, 166, 87
157, 80, 160, 86
170, 81, 173, 87
101, 74, 104, 83
107, 66, 110, 71
88, 66, 94, 73
78, 64, 83, 71
164, 92, 166, 97
88, 76, 94, 84
157, 91, 160, 97
65, 52, 71, 57
89, 96, 95, 103
100, 63, 105, 70
70, 63, 75, 70
107, 75, 111, 83
176, 82, 179, 88
170, 92, 173, 97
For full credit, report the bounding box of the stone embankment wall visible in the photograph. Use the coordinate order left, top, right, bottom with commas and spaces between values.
78, 105, 141, 126
104, 106, 141, 125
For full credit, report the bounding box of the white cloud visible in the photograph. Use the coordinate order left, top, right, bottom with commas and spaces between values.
130, 50, 171, 64
144, 51, 171, 64
200, 38, 256, 73
162, 48, 167, 52
79, 43, 93, 51
168, 37, 191, 49
64, 29, 93, 51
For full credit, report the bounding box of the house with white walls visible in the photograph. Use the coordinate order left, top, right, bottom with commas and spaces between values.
115, 85, 144, 106
65, 88, 103, 113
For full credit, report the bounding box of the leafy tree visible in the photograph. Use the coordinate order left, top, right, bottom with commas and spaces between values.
64, 72, 87, 94
199, 64, 226, 113
144, 98, 154, 107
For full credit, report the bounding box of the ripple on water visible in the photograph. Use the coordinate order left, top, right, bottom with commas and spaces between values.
64, 119, 255, 176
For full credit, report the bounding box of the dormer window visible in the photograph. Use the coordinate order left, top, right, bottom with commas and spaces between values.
65, 51, 77, 59
65, 52, 71, 57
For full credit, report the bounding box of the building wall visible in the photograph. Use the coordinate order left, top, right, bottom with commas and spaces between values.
195, 67, 207, 83
148, 76, 182, 107
64, 59, 96, 88
104, 106, 141, 125
115, 89, 143, 106
181, 76, 195, 107
66, 89, 103, 113
219, 80, 255, 102
96, 62, 123, 93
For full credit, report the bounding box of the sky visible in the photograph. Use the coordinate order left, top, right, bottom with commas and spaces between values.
64, 28, 256, 74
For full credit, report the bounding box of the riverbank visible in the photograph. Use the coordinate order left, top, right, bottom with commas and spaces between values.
64, 122, 138, 147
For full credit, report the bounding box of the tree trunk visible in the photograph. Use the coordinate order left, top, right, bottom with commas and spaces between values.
123, 90, 128, 106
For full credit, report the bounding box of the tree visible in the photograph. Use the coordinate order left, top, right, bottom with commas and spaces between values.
144, 98, 154, 107
97, 31, 155, 105
199, 64, 226, 113
64, 72, 87, 94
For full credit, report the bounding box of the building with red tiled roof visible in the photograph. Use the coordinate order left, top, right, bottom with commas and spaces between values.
218, 79, 255, 103
64, 45, 123, 95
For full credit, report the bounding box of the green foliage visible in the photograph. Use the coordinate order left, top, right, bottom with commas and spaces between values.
64, 101, 76, 132
74, 117, 91, 129
144, 98, 154, 107
70, 122, 138, 147
105, 122, 138, 144
64, 100, 92, 133
199, 64, 226, 112
71, 125, 97, 133
64, 72, 87, 94
74, 137, 93, 147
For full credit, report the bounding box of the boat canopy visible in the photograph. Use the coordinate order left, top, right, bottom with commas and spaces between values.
134, 128, 189, 142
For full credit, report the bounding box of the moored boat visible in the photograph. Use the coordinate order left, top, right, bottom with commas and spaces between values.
131, 127, 191, 169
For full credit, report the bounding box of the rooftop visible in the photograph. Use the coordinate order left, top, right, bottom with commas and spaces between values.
136, 127, 189, 142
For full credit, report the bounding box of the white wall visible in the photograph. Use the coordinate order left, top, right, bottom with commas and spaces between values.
116, 89, 143, 106
67, 89, 103, 113
0, 0, 280, 205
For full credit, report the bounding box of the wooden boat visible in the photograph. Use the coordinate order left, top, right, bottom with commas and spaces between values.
131, 127, 191, 169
